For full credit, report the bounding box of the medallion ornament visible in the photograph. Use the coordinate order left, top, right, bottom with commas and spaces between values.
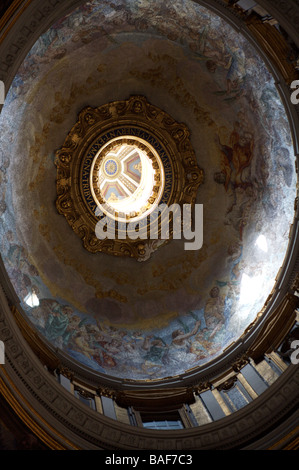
55, 96, 204, 261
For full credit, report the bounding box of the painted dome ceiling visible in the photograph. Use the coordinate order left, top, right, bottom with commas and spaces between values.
0, 0, 296, 381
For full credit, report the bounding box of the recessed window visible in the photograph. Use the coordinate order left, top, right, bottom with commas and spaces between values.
141, 411, 184, 430
143, 419, 184, 430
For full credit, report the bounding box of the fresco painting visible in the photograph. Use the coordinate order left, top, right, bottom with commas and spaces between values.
0, 0, 296, 380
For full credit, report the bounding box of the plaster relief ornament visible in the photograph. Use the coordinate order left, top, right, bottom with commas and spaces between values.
55, 96, 204, 261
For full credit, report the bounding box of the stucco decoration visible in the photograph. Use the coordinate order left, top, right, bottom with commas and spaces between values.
0, 0, 296, 380
54, 95, 204, 261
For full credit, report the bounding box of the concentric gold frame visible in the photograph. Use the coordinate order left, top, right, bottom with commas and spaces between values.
55, 95, 204, 261
90, 136, 165, 223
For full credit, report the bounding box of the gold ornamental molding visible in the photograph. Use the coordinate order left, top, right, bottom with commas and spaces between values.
0, 0, 34, 41
55, 95, 204, 261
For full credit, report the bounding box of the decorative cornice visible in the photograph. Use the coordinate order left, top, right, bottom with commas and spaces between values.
248, 293, 299, 361
217, 376, 238, 392
254, 0, 299, 48
96, 386, 116, 401
245, 12, 299, 85
115, 387, 195, 411
0, 366, 77, 450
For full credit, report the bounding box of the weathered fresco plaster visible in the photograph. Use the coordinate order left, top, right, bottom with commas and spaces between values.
0, 0, 296, 380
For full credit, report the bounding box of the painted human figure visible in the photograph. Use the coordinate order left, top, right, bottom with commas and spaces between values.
171, 320, 201, 348
204, 287, 226, 329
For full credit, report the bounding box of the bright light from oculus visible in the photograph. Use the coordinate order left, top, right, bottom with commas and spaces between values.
239, 273, 264, 309
99, 145, 156, 214
92, 138, 165, 223
255, 234, 268, 253
24, 290, 40, 308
